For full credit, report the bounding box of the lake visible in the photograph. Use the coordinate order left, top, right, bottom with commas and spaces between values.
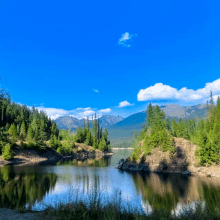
1, 149, 220, 215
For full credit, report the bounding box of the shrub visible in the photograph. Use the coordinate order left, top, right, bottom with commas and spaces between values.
2, 144, 14, 160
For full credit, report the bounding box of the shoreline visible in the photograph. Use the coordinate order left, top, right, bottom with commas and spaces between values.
0, 147, 114, 167
117, 159, 220, 178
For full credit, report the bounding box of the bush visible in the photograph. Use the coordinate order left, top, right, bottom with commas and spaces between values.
20, 141, 27, 149
2, 144, 14, 160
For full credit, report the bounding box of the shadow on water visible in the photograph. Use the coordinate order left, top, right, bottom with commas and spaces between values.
0, 165, 57, 210
130, 171, 220, 215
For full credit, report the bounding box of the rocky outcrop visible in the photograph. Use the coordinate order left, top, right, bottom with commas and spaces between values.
117, 137, 220, 178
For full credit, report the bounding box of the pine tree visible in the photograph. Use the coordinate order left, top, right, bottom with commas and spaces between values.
98, 136, 107, 151
92, 113, 98, 141
20, 121, 26, 141
146, 102, 154, 128
51, 122, 58, 136
85, 130, 92, 146
39, 120, 47, 143
27, 125, 34, 141
83, 118, 86, 129
75, 127, 84, 143
8, 123, 17, 143
103, 127, 109, 144
98, 117, 100, 142
87, 116, 89, 129
172, 118, 178, 137
165, 118, 171, 131
217, 96, 220, 106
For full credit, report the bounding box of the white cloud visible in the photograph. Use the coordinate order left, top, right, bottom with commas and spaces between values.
137, 79, 220, 103
118, 32, 137, 47
83, 110, 95, 116
98, 108, 112, 113
93, 89, 99, 93
33, 106, 102, 120
76, 107, 91, 111
35, 107, 69, 120
119, 101, 134, 107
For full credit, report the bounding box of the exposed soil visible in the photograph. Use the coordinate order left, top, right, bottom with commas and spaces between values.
119, 137, 220, 178
0, 143, 114, 167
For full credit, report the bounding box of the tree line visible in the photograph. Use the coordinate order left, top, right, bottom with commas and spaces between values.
131, 91, 220, 166
0, 86, 110, 160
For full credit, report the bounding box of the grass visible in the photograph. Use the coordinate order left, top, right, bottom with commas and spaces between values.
16, 187, 220, 220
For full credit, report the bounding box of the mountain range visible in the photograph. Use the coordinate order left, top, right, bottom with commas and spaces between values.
55, 114, 124, 131
108, 103, 207, 139
55, 103, 208, 140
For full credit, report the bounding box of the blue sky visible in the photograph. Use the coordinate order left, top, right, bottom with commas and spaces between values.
1, 0, 220, 119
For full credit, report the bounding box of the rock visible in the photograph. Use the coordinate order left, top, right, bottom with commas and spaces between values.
207, 172, 212, 177
182, 170, 191, 175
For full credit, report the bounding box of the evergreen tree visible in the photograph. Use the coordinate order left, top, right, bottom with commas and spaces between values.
165, 118, 171, 131
87, 116, 89, 129
83, 118, 86, 129
85, 130, 93, 146
146, 102, 154, 128
217, 96, 220, 106
20, 122, 26, 141
27, 125, 34, 141
8, 123, 17, 143
92, 113, 98, 141
98, 136, 107, 151
172, 118, 178, 137
51, 122, 58, 136
75, 127, 84, 143
103, 127, 109, 144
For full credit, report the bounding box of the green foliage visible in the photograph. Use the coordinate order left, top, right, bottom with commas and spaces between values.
49, 135, 61, 150
19, 121, 26, 141
98, 137, 107, 151
131, 104, 174, 161
75, 127, 84, 143
165, 118, 171, 131
172, 118, 178, 137
8, 123, 17, 143
2, 143, 14, 160
0, 83, 59, 154
85, 130, 93, 146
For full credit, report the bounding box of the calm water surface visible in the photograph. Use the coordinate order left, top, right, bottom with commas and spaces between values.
1, 149, 220, 214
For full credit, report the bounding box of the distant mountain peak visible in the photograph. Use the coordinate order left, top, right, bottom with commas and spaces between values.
55, 114, 124, 130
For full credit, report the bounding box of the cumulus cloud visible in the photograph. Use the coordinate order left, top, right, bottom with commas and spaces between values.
119, 101, 134, 107
76, 107, 91, 111
98, 108, 112, 113
137, 79, 220, 103
93, 89, 99, 93
118, 32, 137, 47
33, 105, 112, 120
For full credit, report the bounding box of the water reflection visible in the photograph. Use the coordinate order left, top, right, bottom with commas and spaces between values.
56, 156, 112, 167
0, 165, 57, 209
131, 172, 220, 214
1, 150, 220, 215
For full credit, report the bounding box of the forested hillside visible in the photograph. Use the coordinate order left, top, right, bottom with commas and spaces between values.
0, 87, 111, 160
131, 91, 220, 166
108, 103, 207, 140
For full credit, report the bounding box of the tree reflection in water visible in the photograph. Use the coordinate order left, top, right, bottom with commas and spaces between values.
131, 172, 220, 215
56, 156, 112, 168
0, 165, 57, 209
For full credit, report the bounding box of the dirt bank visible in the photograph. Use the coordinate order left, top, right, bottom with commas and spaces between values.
118, 137, 220, 178
0, 143, 114, 167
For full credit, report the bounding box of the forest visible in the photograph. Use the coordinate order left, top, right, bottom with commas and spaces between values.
0, 87, 110, 160
131, 91, 220, 166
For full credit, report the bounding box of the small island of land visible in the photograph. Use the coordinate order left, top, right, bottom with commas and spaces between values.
118, 91, 220, 178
